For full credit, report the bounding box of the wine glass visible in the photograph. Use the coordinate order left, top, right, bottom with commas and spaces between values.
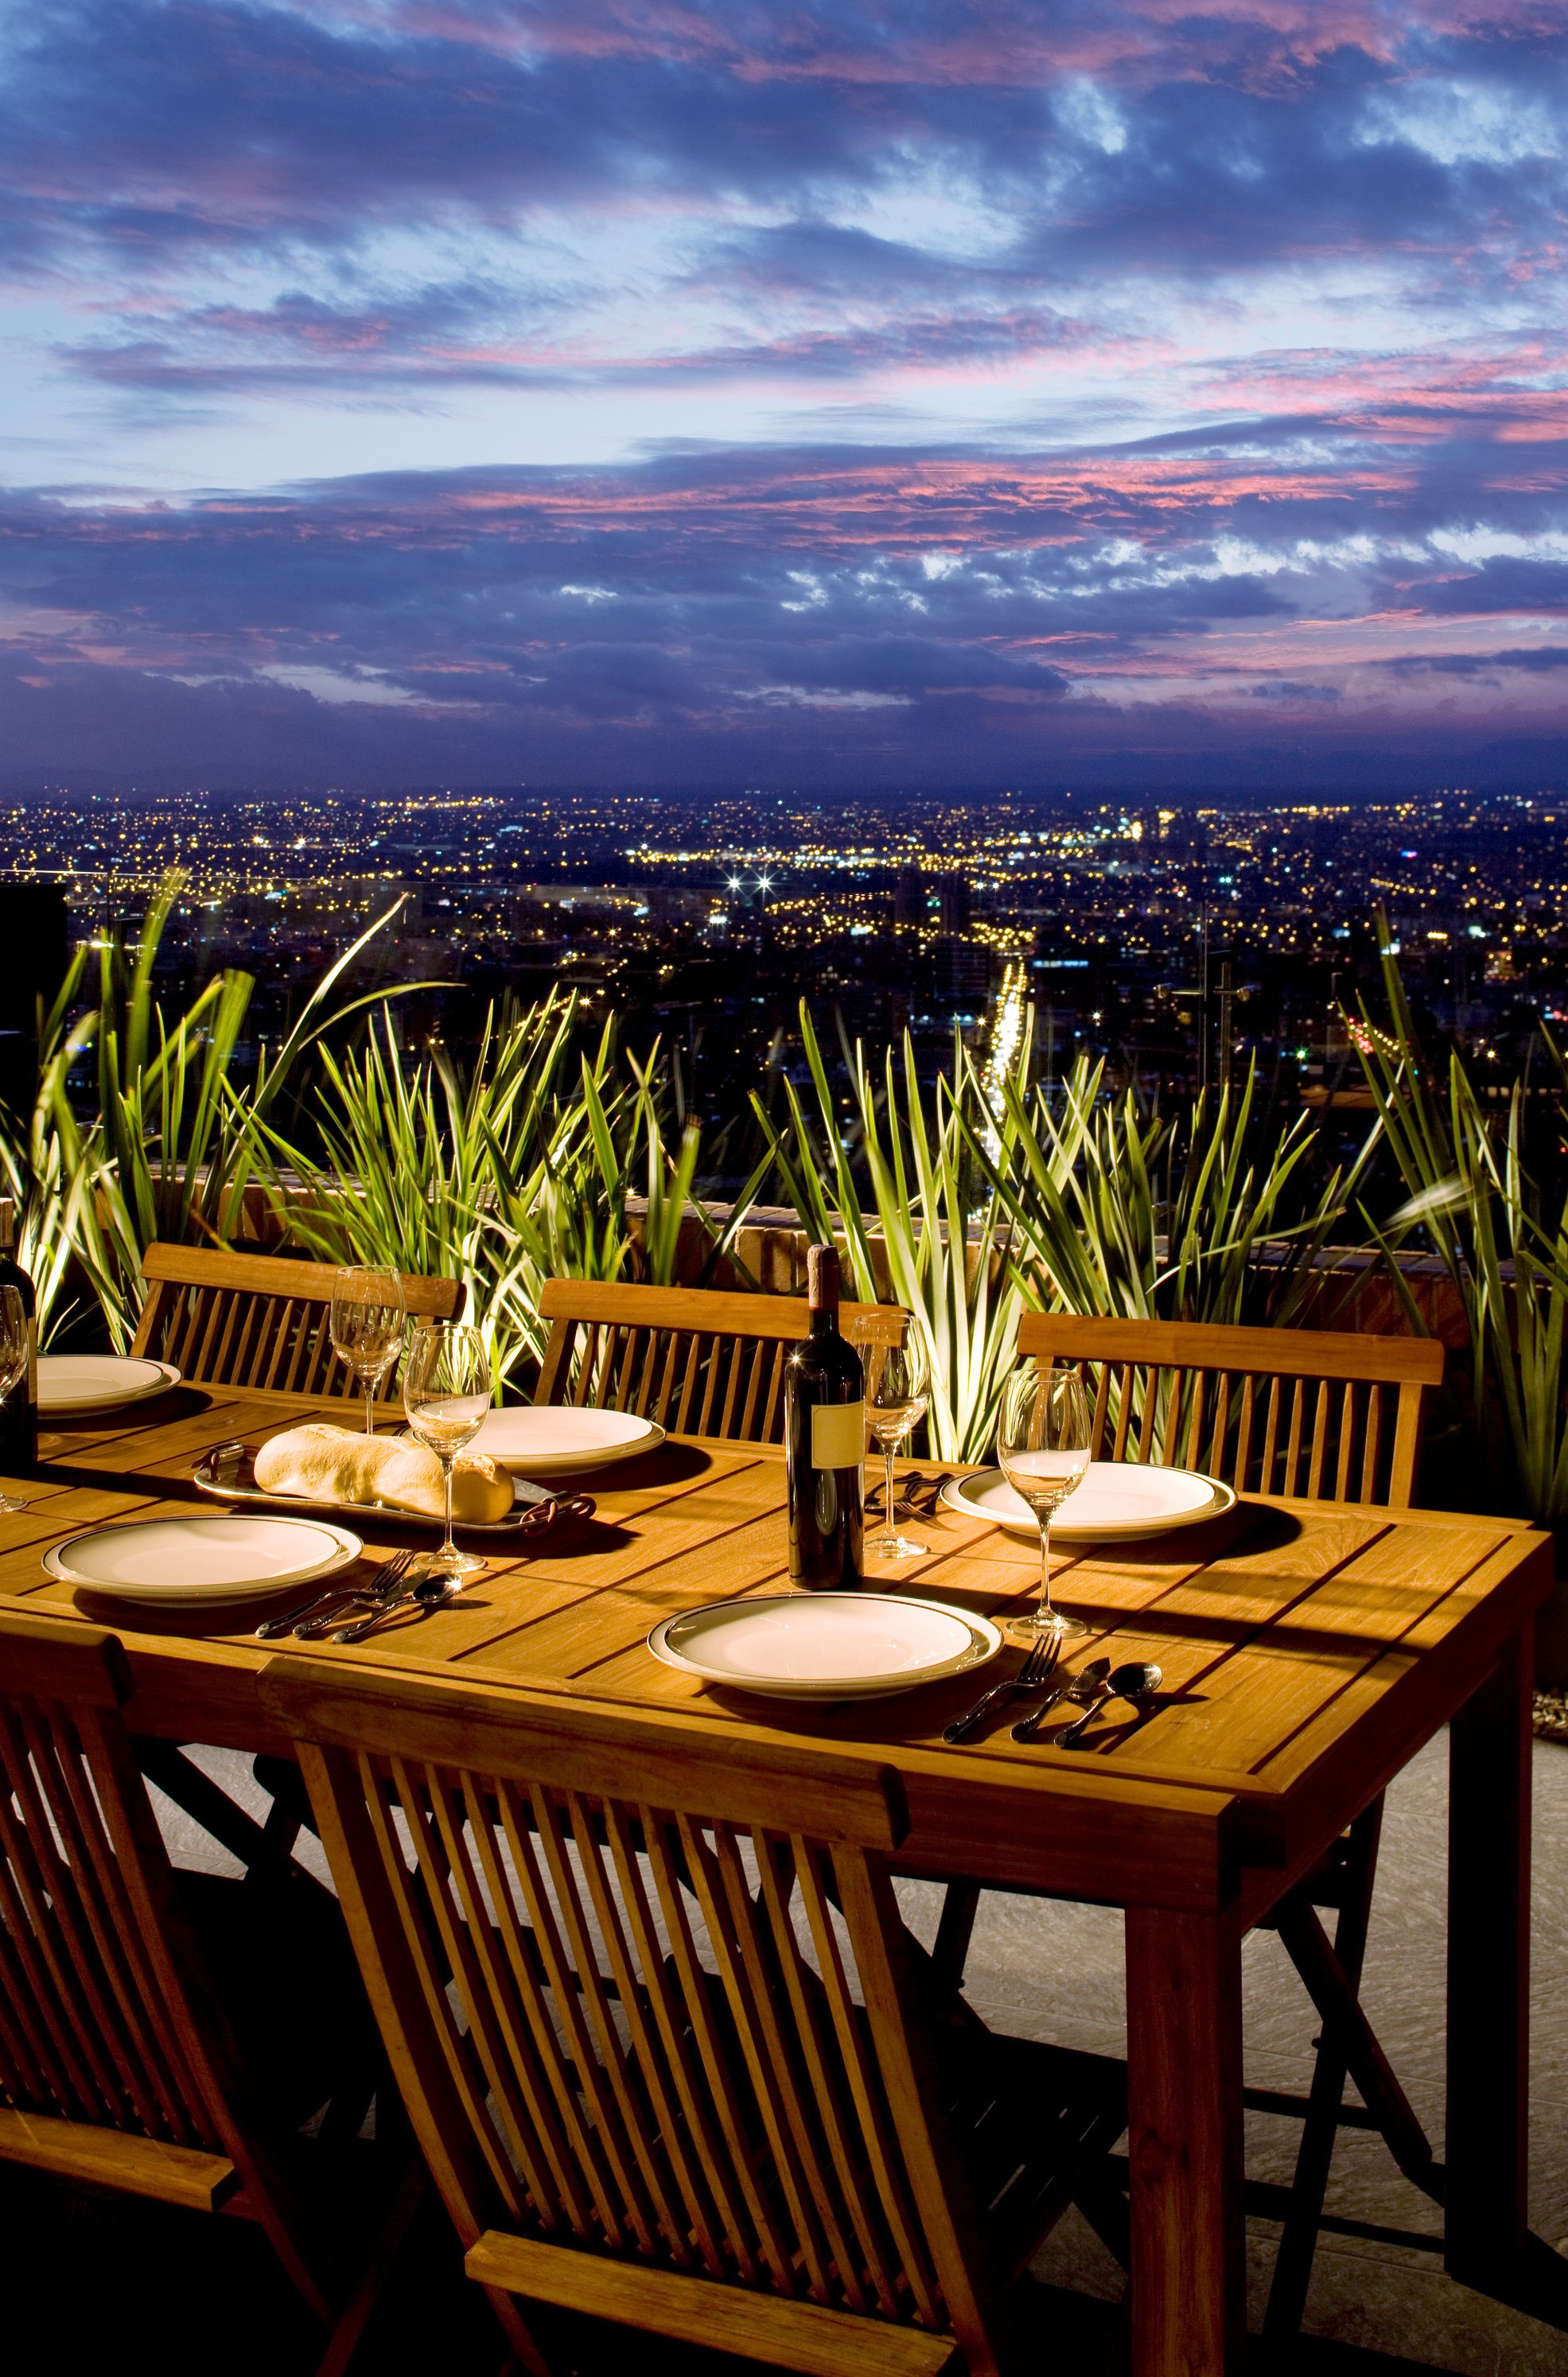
330, 1266, 407, 1436
996, 1360, 1093, 1642
0, 1287, 29, 1512
856, 1325, 930, 1559
402, 1322, 492, 1581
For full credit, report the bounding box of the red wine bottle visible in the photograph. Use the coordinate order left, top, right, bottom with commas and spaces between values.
0, 1199, 38, 1476
784, 1243, 865, 1589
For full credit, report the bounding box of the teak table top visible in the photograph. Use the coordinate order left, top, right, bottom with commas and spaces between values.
4, 1378, 1551, 1930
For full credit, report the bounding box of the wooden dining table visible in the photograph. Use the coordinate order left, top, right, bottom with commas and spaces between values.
6, 1376, 1556, 2377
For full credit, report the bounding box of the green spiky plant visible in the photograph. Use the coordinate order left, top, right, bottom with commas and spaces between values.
1354, 931, 1568, 1527
971, 1053, 1368, 1330
0, 870, 426, 1347
255, 995, 587, 1390
265, 1000, 761, 1394
749, 1005, 1030, 1463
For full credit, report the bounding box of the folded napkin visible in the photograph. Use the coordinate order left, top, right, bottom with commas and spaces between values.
253, 1423, 514, 1523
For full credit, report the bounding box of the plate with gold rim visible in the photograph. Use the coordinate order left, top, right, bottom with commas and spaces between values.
941, 1462, 1235, 1543
44, 1513, 364, 1605
649, 1591, 1001, 1700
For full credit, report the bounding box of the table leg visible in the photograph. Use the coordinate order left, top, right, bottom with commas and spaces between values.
1446, 1620, 1531, 2286
1125, 1904, 1246, 2377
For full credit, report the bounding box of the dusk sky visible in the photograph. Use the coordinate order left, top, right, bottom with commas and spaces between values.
2, 1, 1566, 792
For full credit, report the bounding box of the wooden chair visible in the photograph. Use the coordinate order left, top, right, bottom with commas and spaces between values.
1013, 1313, 1444, 1508
131, 1241, 464, 1400
535, 1278, 908, 1445
259, 1656, 1130, 2377
0, 1609, 418, 2377
983, 1313, 1449, 2337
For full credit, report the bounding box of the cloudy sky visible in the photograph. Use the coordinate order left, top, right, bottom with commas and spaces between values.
2, 0, 1566, 791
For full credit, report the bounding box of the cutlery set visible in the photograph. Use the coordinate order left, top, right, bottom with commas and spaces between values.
255, 1546, 460, 1642
944, 1646, 1163, 1749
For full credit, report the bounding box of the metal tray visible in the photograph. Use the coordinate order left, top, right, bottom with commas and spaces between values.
192, 1439, 594, 1537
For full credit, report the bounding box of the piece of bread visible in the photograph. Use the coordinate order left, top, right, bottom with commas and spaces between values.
254, 1424, 399, 1505
374, 1439, 514, 1523
252, 1423, 514, 1523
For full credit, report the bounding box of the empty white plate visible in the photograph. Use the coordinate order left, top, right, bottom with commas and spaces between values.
470, 1406, 664, 1476
38, 1356, 182, 1417
943, 1462, 1234, 1543
649, 1592, 1001, 1699
45, 1514, 362, 1605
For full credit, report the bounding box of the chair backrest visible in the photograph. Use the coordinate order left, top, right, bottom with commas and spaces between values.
259, 1657, 1004, 2373
0, 1611, 287, 2219
535, 1279, 909, 1445
1014, 1313, 1445, 1507
130, 1243, 464, 1399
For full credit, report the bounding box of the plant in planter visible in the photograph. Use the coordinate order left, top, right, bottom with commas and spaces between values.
750, 1006, 1035, 1464
1352, 932, 1568, 1687
967, 1052, 1365, 1333
0, 871, 414, 1347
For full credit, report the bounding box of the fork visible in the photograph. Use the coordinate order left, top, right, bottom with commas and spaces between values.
941, 1632, 1061, 1744
255, 1548, 414, 1640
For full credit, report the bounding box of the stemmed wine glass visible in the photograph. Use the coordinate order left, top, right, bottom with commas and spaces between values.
402, 1322, 492, 1581
996, 1360, 1093, 1641
856, 1327, 931, 1559
330, 1266, 407, 1436
0, 1286, 29, 1512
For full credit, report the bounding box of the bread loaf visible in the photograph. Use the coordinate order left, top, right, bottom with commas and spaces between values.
254, 1424, 395, 1505
374, 1439, 514, 1523
253, 1423, 514, 1523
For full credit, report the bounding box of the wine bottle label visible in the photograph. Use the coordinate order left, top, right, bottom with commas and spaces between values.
811, 1400, 865, 1470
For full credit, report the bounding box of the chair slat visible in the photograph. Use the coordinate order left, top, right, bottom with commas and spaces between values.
1334, 1382, 1356, 1504
1305, 1379, 1330, 1500
1283, 1379, 1306, 1496
1360, 1384, 1384, 1503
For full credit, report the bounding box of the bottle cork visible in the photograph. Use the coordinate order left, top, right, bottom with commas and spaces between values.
806, 1242, 840, 1310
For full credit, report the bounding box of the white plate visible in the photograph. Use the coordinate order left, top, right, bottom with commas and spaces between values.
469, 1406, 665, 1476
45, 1514, 363, 1605
649, 1592, 1001, 1699
38, 1356, 182, 1417
942, 1462, 1235, 1543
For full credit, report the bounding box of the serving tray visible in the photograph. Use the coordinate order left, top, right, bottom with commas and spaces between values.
192, 1439, 594, 1537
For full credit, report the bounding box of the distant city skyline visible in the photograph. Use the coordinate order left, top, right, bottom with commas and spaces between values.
6, 783, 1562, 1168
2, 4, 1566, 789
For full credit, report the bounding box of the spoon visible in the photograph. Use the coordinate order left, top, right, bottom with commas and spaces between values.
1010, 1653, 1110, 1744
329, 1570, 465, 1644
1057, 1660, 1165, 1752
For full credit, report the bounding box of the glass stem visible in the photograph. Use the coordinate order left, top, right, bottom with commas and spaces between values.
441, 1453, 456, 1566
1038, 1515, 1055, 1625
364, 1375, 376, 1437
883, 1440, 897, 1537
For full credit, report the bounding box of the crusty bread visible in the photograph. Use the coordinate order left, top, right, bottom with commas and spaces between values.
254, 1424, 395, 1505
374, 1438, 513, 1523
252, 1422, 514, 1523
